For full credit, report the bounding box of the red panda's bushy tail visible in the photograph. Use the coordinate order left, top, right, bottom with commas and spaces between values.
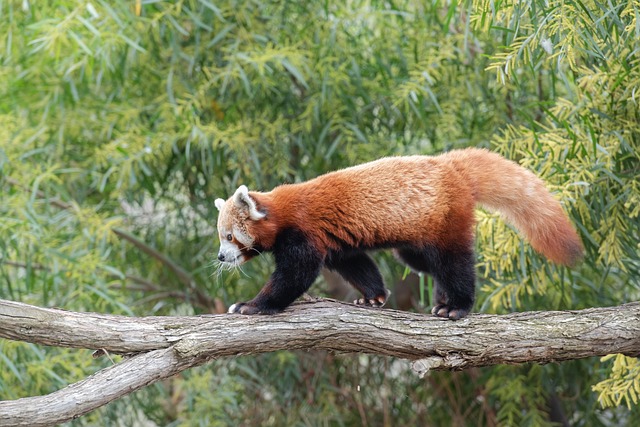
446, 148, 584, 266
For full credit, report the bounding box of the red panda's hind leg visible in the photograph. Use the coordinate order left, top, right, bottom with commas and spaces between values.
325, 250, 390, 307
395, 246, 476, 320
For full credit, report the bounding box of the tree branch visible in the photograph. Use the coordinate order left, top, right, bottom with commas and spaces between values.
0, 298, 639, 426
0, 348, 187, 427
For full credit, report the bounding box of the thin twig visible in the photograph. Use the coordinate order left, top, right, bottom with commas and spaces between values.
4, 177, 73, 210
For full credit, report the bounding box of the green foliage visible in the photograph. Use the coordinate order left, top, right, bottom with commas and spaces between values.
594, 355, 640, 410
0, 0, 639, 425
486, 365, 549, 427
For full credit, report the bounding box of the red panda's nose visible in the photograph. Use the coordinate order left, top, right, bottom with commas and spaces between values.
217, 253, 226, 262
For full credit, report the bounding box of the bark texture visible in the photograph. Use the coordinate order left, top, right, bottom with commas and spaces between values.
0, 298, 639, 426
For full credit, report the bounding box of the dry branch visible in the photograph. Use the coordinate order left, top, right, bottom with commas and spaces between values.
0, 298, 639, 426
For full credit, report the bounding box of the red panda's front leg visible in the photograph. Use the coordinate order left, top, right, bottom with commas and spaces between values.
228, 228, 323, 315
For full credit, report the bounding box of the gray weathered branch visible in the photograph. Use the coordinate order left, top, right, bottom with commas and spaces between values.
0, 298, 639, 426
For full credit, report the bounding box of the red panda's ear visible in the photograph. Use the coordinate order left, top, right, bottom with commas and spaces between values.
233, 185, 266, 220
215, 198, 225, 211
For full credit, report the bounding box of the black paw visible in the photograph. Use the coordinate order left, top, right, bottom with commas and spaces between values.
227, 302, 283, 315
227, 302, 261, 315
431, 304, 470, 320
354, 289, 390, 308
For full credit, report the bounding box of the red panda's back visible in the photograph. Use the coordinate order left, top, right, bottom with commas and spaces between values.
270, 156, 476, 252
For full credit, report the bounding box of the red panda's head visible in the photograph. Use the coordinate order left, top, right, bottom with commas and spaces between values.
215, 185, 267, 266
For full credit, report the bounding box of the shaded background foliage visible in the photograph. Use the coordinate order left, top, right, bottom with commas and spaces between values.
0, 0, 639, 425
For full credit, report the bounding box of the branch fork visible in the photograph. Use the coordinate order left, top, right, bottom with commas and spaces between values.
0, 298, 639, 426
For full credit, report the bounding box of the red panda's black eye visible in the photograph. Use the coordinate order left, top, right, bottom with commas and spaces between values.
226, 234, 233, 241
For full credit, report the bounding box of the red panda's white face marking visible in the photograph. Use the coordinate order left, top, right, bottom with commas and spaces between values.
214, 186, 265, 266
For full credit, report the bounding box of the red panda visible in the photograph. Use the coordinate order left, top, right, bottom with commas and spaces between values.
215, 148, 583, 319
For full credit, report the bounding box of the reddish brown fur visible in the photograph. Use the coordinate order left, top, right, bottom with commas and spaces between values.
244, 148, 583, 265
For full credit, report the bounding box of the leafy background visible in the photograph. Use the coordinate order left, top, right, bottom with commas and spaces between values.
0, 0, 639, 425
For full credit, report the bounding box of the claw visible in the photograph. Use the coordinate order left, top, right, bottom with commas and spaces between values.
353, 290, 390, 308
431, 304, 469, 320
